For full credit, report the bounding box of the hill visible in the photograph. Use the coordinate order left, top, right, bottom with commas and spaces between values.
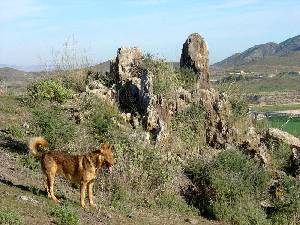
0, 67, 41, 93
214, 35, 300, 72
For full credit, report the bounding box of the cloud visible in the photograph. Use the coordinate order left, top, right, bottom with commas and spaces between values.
0, 0, 45, 23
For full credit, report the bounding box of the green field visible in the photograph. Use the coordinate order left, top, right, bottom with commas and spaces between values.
252, 103, 300, 112
267, 116, 300, 137
215, 73, 300, 93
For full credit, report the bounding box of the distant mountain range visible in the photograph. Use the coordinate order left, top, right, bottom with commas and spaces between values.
0, 64, 51, 72
214, 35, 300, 72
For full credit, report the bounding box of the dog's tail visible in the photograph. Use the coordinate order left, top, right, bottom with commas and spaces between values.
28, 137, 49, 158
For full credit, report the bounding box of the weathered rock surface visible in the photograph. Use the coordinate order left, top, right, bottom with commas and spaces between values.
266, 128, 300, 176
267, 128, 300, 149
139, 70, 171, 144
180, 33, 210, 88
110, 47, 142, 87
86, 80, 117, 104
198, 88, 235, 149
198, 88, 271, 165
239, 126, 270, 166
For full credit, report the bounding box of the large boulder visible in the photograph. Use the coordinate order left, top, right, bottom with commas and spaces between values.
180, 33, 210, 88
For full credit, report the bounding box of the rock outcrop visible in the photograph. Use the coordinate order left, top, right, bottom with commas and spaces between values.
198, 88, 235, 149
266, 128, 300, 176
180, 33, 210, 88
84, 33, 284, 163
85, 80, 117, 104
198, 88, 271, 166
110, 47, 142, 87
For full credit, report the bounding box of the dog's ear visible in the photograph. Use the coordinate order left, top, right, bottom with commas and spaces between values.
99, 143, 106, 154
110, 145, 114, 151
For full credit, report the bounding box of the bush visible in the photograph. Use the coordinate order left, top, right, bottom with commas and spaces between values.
6, 124, 26, 139
175, 68, 197, 90
19, 154, 40, 171
88, 98, 120, 141
94, 126, 181, 212
56, 69, 88, 93
155, 193, 197, 215
186, 149, 270, 225
269, 175, 300, 225
229, 95, 249, 117
28, 79, 73, 103
30, 105, 76, 149
171, 102, 205, 152
0, 208, 23, 225
50, 204, 80, 225
266, 141, 292, 171
142, 54, 180, 98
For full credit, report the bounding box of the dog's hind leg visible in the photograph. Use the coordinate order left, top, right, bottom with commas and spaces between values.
80, 181, 88, 208
43, 175, 51, 198
47, 168, 60, 203
88, 180, 96, 208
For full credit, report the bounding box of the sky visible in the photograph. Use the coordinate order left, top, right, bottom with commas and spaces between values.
0, 0, 299, 66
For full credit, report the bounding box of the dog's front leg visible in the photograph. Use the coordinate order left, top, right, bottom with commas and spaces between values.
80, 181, 87, 208
88, 180, 96, 208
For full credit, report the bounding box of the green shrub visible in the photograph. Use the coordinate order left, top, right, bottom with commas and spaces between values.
89, 99, 120, 141
19, 154, 40, 171
56, 69, 88, 93
175, 68, 197, 90
110, 185, 131, 213
94, 126, 181, 212
230, 95, 249, 117
186, 149, 270, 224
171, 102, 205, 151
0, 95, 19, 113
142, 54, 180, 98
266, 141, 292, 171
50, 204, 80, 225
30, 105, 76, 149
155, 193, 197, 215
0, 208, 23, 225
6, 124, 26, 139
269, 175, 300, 225
28, 79, 73, 103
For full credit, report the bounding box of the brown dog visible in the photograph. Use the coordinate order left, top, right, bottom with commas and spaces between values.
28, 137, 115, 208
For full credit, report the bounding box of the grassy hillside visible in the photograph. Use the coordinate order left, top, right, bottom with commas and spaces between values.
1, 56, 300, 225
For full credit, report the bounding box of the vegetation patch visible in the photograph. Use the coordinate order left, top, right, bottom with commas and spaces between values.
268, 175, 300, 225
50, 204, 80, 225
171, 102, 205, 152
29, 105, 76, 149
142, 54, 180, 98
28, 79, 73, 103
185, 149, 270, 225
251, 103, 300, 112
0, 208, 24, 225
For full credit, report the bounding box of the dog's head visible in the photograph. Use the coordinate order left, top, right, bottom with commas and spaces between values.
95, 143, 116, 173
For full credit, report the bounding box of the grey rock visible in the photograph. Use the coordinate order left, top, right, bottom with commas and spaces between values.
180, 33, 210, 88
